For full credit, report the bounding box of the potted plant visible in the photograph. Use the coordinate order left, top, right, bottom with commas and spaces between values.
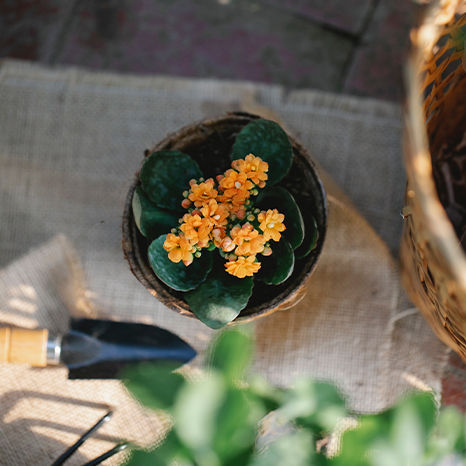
122, 112, 327, 329
122, 329, 465, 466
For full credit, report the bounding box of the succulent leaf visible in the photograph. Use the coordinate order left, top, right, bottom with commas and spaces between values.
185, 273, 253, 329
231, 119, 293, 186
257, 238, 294, 285
132, 186, 180, 241
148, 235, 212, 292
140, 150, 202, 212
294, 210, 319, 260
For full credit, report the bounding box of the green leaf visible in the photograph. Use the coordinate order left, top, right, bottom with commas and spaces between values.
209, 329, 254, 381
368, 439, 403, 466
124, 431, 196, 466
185, 274, 254, 329
140, 150, 202, 212
248, 375, 286, 413
250, 431, 315, 466
413, 392, 437, 435
124, 449, 168, 466
174, 372, 226, 455
122, 363, 185, 411
294, 210, 319, 260
231, 119, 293, 186
133, 186, 180, 241
222, 446, 256, 466
256, 187, 304, 250
335, 392, 437, 466
390, 401, 425, 465
257, 238, 294, 285
148, 235, 212, 292
280, 380, 346, 432
335, 415, 389, 466
436, 406, 465, 453
213, 388, 265, 461
158, 431, 198, 466
290, 382, 347, 433
390, 392, 437, 464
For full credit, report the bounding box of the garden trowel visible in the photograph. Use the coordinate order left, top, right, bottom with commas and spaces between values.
0, 318, 196, 378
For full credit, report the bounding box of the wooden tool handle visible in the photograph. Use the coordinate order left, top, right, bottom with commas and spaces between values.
0, 327, 48, 367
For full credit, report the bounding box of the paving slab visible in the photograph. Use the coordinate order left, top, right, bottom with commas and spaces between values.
343, 0, 415, 102
260, 0, 374, 35
442, 351, 466, 413
51, 0, 354, 92
0, 0, 73, 62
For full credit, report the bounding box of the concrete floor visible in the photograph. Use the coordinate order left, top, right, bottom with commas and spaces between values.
1, 0, 465, 409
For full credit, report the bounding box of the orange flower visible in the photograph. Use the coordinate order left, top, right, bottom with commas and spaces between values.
230, 223, 265, 256
201, 199, 229, 227
163, 234, 193, 264
179, 214, 213, 247
218, 190, 250, 205
197, 219, 214, 247
218, 197, 250, 217
233, 205, 246, 220
258, 209, 286, 242
230, 223, 258, 245
262, 246, 273, 256
179, 214, 201, 243
188, 179, 218, 207
231, 188, 250, 207
225, 255, 261, 278
220, 236, 236, 252
212, 228, 226, 248
235, 154, 268, 185
181, 198, 192, 209
235, 235, 266, 256
219, 169, 254, 194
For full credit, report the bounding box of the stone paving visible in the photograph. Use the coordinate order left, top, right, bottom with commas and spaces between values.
0, 0, 414, 102
1, 0, 466, 408
55, 0, 354, 91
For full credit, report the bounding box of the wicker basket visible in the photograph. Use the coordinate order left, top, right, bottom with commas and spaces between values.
122, 112, 327, 324
401, 0, 466, 358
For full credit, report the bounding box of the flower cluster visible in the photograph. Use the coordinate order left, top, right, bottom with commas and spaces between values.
163, 154, 286, 278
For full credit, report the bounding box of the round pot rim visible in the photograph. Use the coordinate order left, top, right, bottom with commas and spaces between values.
122, 112, 328, 324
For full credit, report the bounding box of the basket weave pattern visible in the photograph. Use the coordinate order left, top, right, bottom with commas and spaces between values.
401, 0, 466, 358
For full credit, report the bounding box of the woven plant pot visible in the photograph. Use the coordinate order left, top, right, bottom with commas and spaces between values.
122, 112, 327, 324
401, 0, 466, 359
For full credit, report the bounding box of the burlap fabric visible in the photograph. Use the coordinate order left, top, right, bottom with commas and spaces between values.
0, 59, 448, 465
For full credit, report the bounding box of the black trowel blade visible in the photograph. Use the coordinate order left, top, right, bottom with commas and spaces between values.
62, 318, 197, 379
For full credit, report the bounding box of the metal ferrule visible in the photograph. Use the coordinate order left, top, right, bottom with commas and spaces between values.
46, 334, 62, 365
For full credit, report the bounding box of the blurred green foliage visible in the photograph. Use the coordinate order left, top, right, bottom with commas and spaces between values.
122, 330, 466, 466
